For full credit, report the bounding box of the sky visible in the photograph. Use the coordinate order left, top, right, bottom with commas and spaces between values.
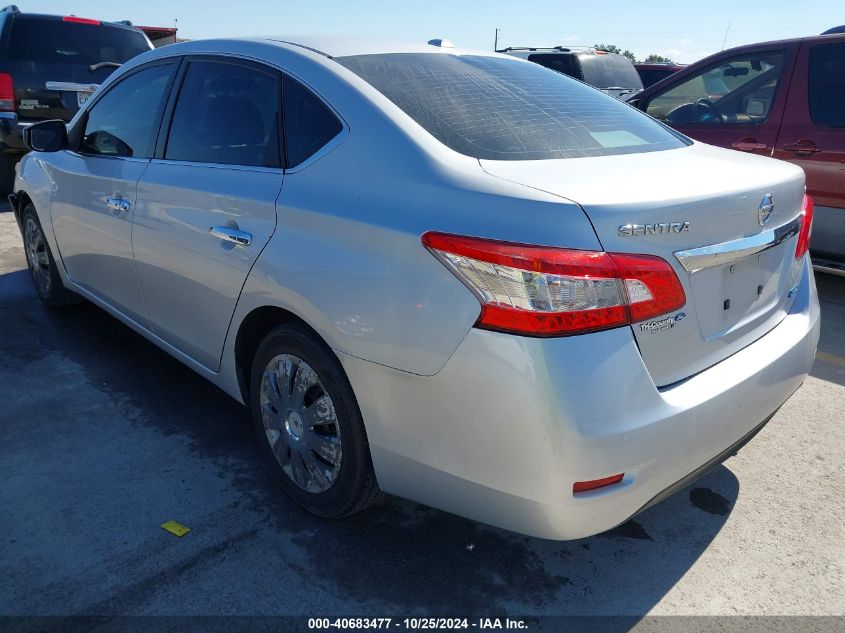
20, 0, 844, 64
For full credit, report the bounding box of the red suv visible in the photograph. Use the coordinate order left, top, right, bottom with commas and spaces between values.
631, 33, 845, 274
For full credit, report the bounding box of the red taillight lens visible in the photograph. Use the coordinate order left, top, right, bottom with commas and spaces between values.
63, 16, 101, 25
422, 232, 686, 337
795, 194, 814, 259
0, 73, 14, 112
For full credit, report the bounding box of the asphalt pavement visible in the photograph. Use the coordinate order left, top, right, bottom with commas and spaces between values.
0, 205, 842, 623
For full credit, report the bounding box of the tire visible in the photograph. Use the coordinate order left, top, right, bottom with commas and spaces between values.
0, 155, 15, 197
250, 323, 381, 518
21, 203, 80, 306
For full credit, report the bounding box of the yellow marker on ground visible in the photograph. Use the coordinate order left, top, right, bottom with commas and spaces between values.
161, 520, 191, 537
816, 351, 845, 369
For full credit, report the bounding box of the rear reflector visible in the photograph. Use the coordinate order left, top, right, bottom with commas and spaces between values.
422, 232, 686, 336
573, 474, 624, 494
0, 72, 14, 112
795, 194, 814, 259
63, 16, 101, 25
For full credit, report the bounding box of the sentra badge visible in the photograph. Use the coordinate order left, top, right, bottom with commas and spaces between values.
618, 222, 691, 237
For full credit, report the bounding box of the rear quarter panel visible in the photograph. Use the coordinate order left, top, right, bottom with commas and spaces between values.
216, 42, 604, 386
223, 144, 603, 380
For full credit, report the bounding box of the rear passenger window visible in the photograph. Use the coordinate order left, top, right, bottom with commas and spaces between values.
809, 43, 845, 128
283, 76, 343, 168
81, 63, 174, 158
165, 61, 281, 167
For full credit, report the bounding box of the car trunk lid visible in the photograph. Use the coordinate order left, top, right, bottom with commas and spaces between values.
480, 143, 807, 386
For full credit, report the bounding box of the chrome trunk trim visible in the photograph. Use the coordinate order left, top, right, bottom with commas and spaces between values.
674, 216, 801, 273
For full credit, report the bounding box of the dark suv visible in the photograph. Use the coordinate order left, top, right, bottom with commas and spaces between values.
498, 47, 643, 100
0, 5, 152, 194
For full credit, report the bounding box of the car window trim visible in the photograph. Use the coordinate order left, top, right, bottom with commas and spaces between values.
73, 58, 180, 160
156, 54, 285, 170
642, 47, 790, 125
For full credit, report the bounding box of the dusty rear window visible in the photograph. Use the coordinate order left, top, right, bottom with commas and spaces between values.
336, 53, 687, 161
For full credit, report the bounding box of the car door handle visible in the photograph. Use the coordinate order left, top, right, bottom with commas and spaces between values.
209, 226, 252, 246
731, 139, 768, 151
105, 197, 131, 212
782, 140, 821, 155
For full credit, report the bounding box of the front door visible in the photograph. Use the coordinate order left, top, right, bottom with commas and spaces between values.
641, 47, 796, 157
131, 58, 283, 370
49, 61, 177, 324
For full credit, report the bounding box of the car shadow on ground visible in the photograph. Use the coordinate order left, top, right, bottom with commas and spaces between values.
1, 266, 739, 619
812, 272, 845, 387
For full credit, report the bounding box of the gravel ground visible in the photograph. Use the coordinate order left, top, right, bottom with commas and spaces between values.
0, 205, 842, 622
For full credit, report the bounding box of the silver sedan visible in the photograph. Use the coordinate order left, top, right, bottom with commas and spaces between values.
10, 36, 819, 539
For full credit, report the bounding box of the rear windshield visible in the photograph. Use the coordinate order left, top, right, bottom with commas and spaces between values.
336, 53, 687, 161
527, 53, 582, 80
637, 68, 676, 89
6, 17, 150, 66
578, 53, 643, 90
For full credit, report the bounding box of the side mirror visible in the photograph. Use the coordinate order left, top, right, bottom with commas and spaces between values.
23, 119, 68, 152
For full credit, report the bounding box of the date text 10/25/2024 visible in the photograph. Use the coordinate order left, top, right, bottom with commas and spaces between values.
308, 618, 529, 630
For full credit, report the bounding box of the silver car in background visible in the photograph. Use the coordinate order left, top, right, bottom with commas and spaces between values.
10, 37, 819, 539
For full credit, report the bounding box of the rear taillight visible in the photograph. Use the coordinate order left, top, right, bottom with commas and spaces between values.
422, 232, 686, 337
795, 194, 814, 259
0, 73, 14, 112
63, 16, 101, 25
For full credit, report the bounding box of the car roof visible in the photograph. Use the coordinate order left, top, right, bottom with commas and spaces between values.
634, 62, 685, 68
701, 31, 845, 55
1, 7, 141, 32
258, 36, 499, 59
498, 47, 608, 57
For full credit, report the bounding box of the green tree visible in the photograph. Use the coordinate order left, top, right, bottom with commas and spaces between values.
644, 54, 674, 63
593, 43, 637, 63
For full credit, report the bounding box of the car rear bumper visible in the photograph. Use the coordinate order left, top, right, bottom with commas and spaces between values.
338, 256, 820, 540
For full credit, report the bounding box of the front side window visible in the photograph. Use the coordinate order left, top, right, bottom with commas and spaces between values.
646, 51, 785, 124
165, 61, 281, 167
81, 63, 174, 158
337, 53, 686, 161
809, 42, 845, 128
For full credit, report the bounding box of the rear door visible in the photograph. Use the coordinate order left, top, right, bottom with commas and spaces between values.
131, 57, 283, 370
642, 47, 797, 156
773, 38, 845, 261
1, 15, 152, 122
49, 60, 176, 324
